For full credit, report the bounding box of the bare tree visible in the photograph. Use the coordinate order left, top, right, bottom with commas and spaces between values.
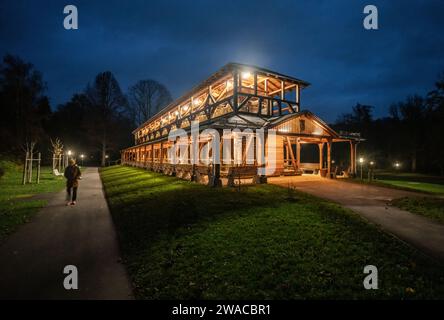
49, 137, 64, 171
128, 80, 172, 126
86, 71, 127, 166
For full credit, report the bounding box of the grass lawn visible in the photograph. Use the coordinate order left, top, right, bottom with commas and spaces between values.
377, 180, 444, 195
370, 171, 444, 195
0, 160, 65, 242
391, 197, 444, 225
345, 171, 444, 195
100, 165, 444, 299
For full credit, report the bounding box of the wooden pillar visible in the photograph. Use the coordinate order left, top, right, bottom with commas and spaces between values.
354, 143, 358, 174
296, 85, 301, 112
349, 141, 354, 175
285, 143, 289, 167
160, 142, 163, 164
233, 70, 238, 112
319, 142, 324, 170
22, 152, 28, 185
327, 140, 332, 178
37, 152, 41, 184
296, 138, 301, 169
280, 80, 284, 100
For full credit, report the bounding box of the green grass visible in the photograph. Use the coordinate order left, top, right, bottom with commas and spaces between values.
377, 180, 444, 195
391, 197, 444, 225
0, 160, 65, 241
348, 170, 444, 194
100, 165, 444, 299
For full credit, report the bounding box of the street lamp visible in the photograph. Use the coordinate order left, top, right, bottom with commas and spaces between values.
394, 162, 401, 171
80, 154, 85, 166
368, 161, 375, 181
359, 157, 365, 180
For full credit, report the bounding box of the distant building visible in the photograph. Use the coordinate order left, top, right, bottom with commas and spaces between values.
121, 63, 362, 186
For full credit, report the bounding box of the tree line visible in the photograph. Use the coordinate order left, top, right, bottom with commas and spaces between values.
0, 54, 172, 166
1, 54, 443, 174
333, 72, 444, 175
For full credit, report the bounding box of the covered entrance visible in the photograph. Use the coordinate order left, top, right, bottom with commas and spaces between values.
266, 111, 362, 178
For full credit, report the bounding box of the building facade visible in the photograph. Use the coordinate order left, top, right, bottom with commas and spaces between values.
121, 63, 362, 186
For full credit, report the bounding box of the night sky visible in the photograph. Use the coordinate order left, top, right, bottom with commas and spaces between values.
1, 0, 443, 122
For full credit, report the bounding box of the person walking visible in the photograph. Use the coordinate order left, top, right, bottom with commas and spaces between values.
64, 158, 82, 206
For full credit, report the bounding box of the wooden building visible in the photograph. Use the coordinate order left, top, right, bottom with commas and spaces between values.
121, 63, 362, 186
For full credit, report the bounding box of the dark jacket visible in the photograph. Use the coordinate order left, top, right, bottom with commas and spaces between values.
64, 164, 82, 188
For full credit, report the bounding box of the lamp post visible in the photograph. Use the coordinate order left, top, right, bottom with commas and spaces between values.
359, 157, 365, 180
368, 161, 375, 181
80, 154, 85, 167
394, 162, 401, 172
66, 150, 73, 169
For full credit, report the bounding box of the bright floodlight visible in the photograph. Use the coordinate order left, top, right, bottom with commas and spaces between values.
241, 71, 251, 79
359, 157, 364, 164
67, 150, 72, 156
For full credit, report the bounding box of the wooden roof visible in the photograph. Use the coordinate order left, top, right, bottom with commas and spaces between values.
132, 63, 310, 134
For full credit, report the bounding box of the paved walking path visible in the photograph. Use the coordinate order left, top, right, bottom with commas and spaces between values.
269, 176, 444, 263
0, 167, 133, 299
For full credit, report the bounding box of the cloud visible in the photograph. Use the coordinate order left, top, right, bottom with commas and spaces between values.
1, 0, 443, 121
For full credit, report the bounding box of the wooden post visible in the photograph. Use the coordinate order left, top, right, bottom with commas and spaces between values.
286, 136, 298, 172
280, 80, 284, 100
296, 139, 301, 169
28, 152, 33, 183
160, 142, 163, 165
22, 152, 28, 185
319, 142, 324, 170
233, 70, 238, 112
354, 143, 358, 175
327, 140, 332, 178
296, 85, 301, 112
349, 141, 354, 176
37, 152, 41, 184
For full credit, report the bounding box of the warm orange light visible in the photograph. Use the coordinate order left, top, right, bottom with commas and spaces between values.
241, 71, 251, 79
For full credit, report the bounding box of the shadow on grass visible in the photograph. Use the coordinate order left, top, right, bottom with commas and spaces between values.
100, 166, 444, 299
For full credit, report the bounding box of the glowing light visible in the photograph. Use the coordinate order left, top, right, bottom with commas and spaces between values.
370, 161, 374, 166
241, 71, 251, 79
193, 98, 201, 106
80, 154, 85, 159
394, 162, 400, 168
67, 150, 72, 156
359, 157, 364, 164
105, 155, 109, 159
182, 104, 189, 111
174, 110, 179, 116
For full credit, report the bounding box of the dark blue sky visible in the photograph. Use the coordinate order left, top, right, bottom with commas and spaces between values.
1, 0, 443, 122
